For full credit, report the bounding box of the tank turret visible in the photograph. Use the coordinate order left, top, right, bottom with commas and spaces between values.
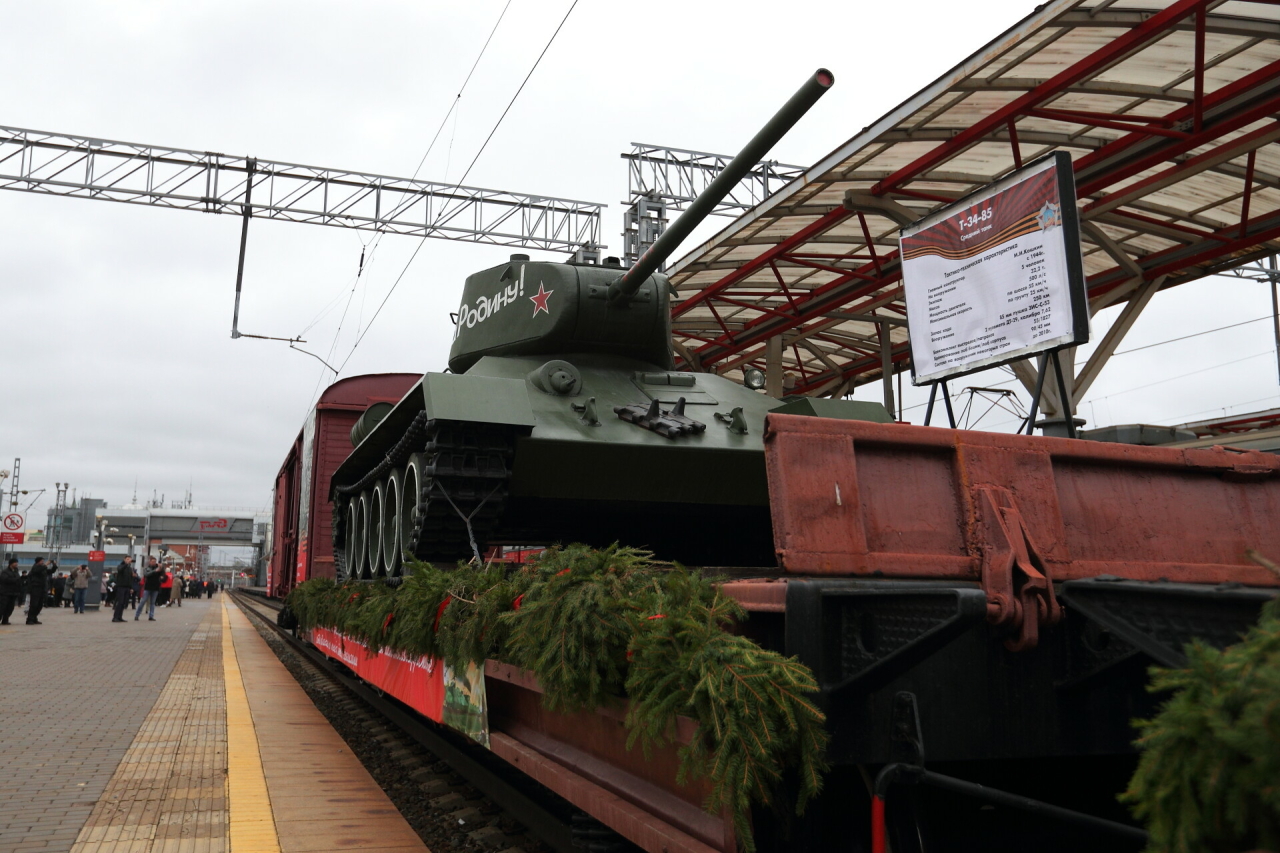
330, 68, 893, 573
448, 68, 834, 373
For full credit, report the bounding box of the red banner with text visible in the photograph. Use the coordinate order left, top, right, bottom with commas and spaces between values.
310, 627, 447, 721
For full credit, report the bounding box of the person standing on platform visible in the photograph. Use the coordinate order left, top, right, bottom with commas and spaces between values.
206, 580, 214, 599
25, 557, 51, 625
172, 570, 182, 607
71, 564, 91, 614
157, 564, 173, 608
61, 571, 75, 608
0, 557, 20, 625
51, 571, 66, 608
135, 559, 163, 621
111, 557, 136, 622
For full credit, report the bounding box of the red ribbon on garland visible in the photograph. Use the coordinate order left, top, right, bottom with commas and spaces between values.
646, 613, 666, 620
433, 598, 451, 633
512, 593, 524, 611
382, 612, 395, 631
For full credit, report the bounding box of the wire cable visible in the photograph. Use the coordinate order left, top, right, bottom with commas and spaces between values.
450, 0, 580, 193
296, 1, 516, 407
409, 0, 512, 184
336, 0, 581, 375
1110, 314, 1272, 356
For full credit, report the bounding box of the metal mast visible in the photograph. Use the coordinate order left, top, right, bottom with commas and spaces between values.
48, 481, 68, 562
621, 144, 804, 266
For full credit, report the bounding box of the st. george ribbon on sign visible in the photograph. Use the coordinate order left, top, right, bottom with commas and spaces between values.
899, 151, 1090, 387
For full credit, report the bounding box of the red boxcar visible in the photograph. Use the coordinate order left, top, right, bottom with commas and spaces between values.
268, 374, 420, 597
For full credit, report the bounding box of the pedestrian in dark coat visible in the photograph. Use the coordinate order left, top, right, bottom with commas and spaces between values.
51, 572, 67, 607
25, 558, 51, 624
111, 557, 136, 622
0, 557, 20, 625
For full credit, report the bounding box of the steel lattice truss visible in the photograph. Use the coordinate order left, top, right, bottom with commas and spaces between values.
624, 143, 804, 214
0, 127, 604, 252
667, 0, 1280, 399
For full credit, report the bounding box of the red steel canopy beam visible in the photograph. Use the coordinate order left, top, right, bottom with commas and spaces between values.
671, 205, 851, 318
673, 0, 1280, 382
791, 209, 1280, 393
870, 0, 1207, 197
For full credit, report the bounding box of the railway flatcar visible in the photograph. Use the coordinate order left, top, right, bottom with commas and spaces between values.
267, 373, 419, 597
269, 67, 1280, 853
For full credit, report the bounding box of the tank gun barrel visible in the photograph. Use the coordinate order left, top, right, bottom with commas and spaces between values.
607, 68, 834, 303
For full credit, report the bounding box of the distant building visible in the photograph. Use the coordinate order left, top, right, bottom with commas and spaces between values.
45, 498, 107, 545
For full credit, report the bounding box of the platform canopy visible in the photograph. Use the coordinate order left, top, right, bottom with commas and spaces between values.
667, 0, 1280, 402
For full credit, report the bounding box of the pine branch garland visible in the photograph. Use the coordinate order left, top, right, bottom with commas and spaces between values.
1123, 596, 1280, 853
286, 544, 828, 852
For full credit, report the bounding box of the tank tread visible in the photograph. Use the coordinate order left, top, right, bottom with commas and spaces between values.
405, 421, 516, 565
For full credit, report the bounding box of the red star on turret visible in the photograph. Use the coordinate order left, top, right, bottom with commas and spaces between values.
529, 283, 554, 316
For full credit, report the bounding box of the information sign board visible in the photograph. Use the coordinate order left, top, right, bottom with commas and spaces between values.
900, 152, 1088, 385
1, 512, 25, 544
88, 550, 106, 562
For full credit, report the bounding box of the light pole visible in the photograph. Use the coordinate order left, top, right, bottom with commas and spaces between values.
86, 518, 116, 611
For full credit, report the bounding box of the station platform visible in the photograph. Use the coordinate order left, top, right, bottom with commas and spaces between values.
0, 596, 430, 853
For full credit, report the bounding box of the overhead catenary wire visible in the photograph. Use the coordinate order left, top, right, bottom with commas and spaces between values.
294, 1, 516, 411
336, 0, 581, 376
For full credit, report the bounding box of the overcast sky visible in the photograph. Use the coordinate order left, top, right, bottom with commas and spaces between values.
3, 0, 1278, 526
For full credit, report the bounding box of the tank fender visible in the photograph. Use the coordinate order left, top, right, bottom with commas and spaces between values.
423, 372, 536, 427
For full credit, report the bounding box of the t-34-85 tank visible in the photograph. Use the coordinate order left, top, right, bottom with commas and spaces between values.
330, 69, 890, 575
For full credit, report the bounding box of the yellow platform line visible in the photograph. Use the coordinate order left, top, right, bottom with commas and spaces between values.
222, 599, 282, 853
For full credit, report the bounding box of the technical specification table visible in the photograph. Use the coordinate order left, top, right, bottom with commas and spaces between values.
901, 152, 1089, 385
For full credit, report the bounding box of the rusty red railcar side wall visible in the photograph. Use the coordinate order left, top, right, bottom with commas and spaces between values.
765, 413, 1280, 586
765, 414, 1280, 649
268, 373, 420, 596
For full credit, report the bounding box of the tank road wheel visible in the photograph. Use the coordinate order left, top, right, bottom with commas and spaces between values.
339, 499, 356, 581
332, 497, 349, 581
384, 469, 403, 577
400, 459, 422, 570
402, 422, 517, 565
369, 480, 387, 578
354, 492, 370, 580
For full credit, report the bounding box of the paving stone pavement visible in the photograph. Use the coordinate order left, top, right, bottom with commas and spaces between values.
0, 595, 220, 853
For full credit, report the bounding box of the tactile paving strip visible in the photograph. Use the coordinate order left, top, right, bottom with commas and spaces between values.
69, 606, 229, 853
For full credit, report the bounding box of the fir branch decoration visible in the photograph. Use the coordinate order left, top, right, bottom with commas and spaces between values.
285, 544, 828, 851
1123, 595, 1280, 853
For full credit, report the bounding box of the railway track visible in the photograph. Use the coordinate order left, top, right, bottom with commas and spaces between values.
230, 590, 641, 853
